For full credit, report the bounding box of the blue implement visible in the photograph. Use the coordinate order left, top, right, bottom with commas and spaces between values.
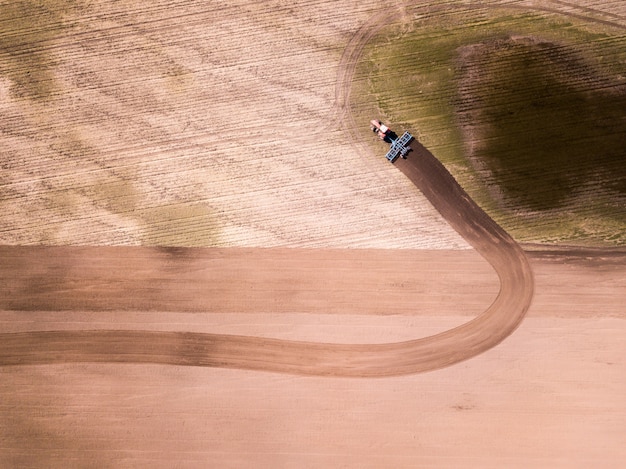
385, 132, 413, 163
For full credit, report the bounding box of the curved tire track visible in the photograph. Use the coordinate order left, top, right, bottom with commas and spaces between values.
0, 143, 534, 376
0, 4, 535, 377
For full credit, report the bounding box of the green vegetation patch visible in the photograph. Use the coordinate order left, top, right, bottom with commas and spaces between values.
0, 0, 85, 101
353, 9, 626, 246
138, 203, 219, 247
85, 174, 219, 247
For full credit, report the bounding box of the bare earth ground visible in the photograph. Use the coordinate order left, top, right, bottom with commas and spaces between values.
1, 0, 625, 467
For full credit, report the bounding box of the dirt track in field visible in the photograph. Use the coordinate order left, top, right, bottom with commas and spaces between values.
0, 142, 533, 376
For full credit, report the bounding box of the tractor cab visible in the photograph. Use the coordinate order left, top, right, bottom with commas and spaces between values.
370, 119, 413, 163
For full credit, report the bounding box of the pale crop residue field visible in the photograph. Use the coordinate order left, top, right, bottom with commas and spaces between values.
0, 0, 469, 249
353, 5, 626, 246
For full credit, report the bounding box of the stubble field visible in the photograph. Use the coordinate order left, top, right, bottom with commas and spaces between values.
1, 0, 625, 467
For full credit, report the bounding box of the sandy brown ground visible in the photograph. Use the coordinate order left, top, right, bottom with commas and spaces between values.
1, 0, 625, 467
0, 249, 624, 467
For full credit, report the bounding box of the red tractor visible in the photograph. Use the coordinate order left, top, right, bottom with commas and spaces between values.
370, 119, 398, 143
370, 119, 414, 163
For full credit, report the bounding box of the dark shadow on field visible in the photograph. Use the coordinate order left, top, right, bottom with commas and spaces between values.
456, 37, 626, 211
394, 141, 510, 252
